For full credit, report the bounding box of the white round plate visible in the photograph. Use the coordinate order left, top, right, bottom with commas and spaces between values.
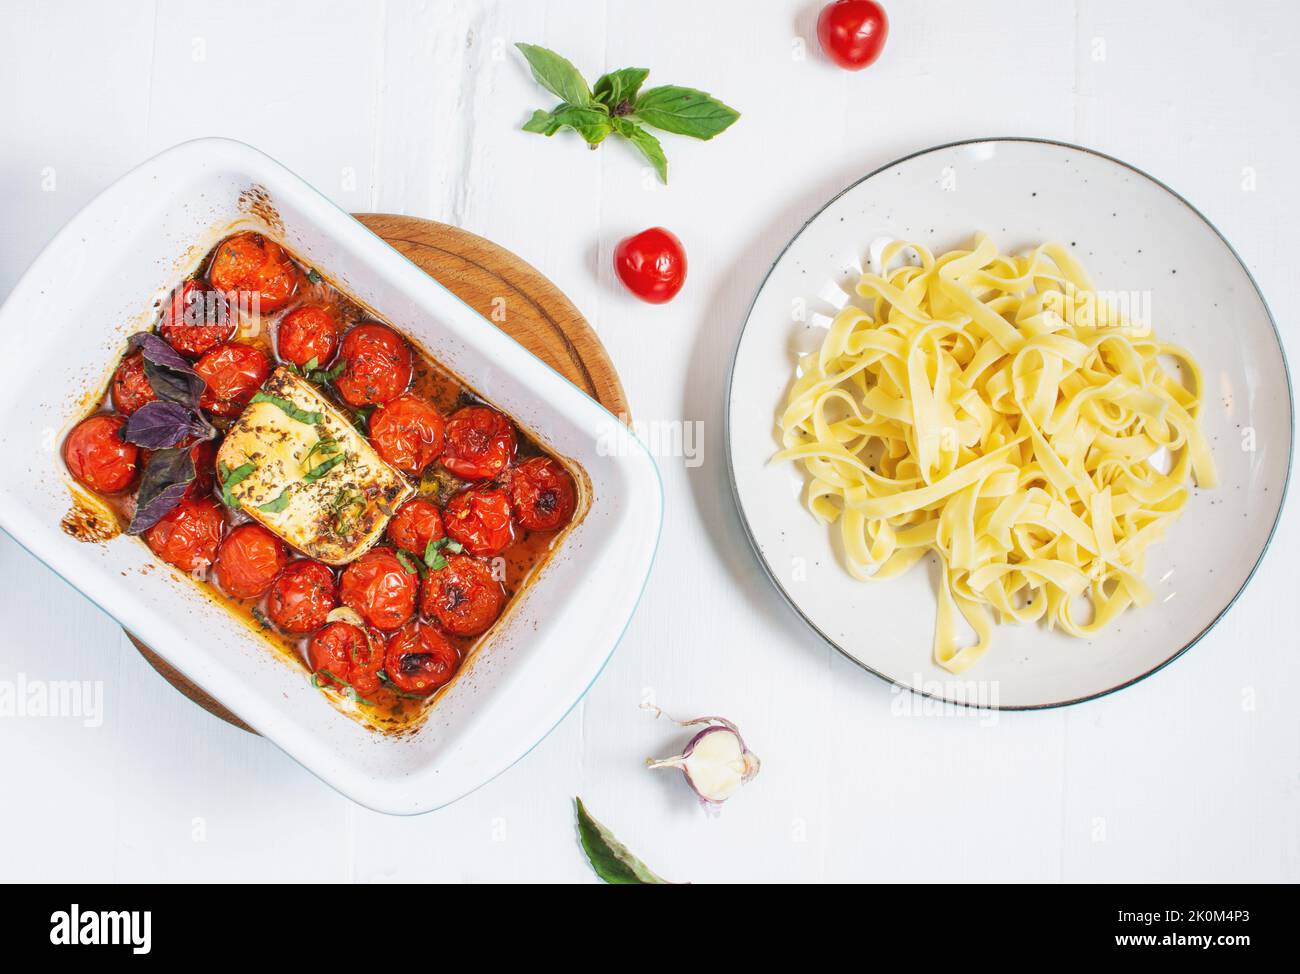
727, 138, 1293, 709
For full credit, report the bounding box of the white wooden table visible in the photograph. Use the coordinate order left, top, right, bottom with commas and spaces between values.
1, 0, 1297, 883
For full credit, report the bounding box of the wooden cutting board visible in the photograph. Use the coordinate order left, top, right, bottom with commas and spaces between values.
128, 213, 629, 734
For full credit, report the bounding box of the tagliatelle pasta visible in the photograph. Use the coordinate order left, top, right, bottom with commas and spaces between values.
774, 233, 1216, 673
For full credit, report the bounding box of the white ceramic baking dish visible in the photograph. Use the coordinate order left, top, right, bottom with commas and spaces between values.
0, 137, 662, 814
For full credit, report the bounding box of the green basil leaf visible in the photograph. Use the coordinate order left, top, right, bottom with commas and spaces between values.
395, 549, 424, 577
515, 43, 593, 107
303, 453, 346, 483
613, 118, 667, 183
632, 85, 740, 140
258, 486, 293, 513
593, 67, 649, 110
523, 104, 613, 145
302, 356, 319, 372
219, 460, 257, 510
250, 391, 322, 425
574, 798, 672, 885
523, 109, 564, 135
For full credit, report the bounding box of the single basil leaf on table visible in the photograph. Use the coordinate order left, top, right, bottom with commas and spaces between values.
128, 332, 205, 406
514, 43, 595, 107
574, 797, 672, 884
523, 104, 614, 146
633, 85, 741, 140
612, 118, 667, 183
127, 447, 196, 535
593, 67, 649, 112
123, 400, 215, 449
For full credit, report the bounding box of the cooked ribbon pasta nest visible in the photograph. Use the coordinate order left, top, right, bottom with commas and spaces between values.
775, 234, 1216, 673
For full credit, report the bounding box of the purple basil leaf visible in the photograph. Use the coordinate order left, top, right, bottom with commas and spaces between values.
126, 447, 196, 535
128, 332, 205, 406
123, 400, 215, 449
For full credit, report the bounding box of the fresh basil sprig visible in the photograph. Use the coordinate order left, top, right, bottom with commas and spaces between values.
516, 42, 739, 183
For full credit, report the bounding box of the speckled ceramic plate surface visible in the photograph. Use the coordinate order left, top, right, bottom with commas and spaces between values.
727, 138, 1293, 709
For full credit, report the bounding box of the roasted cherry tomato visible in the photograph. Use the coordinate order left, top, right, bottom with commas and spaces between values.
509, 457, 577, 532
420, 553, 504, 637
443, 486, 514, 557
196, 342, 271, 417
159, 279, 235, 359
816, 0, 889, 70
276, 304, 340, 369
206, 231, 300, 313
384, 622, 460, 696
110, 353, 157, 416
440, 405, 516, 481
368, 394, 446, 475
63, 414, 140, 494
334, 323, 413, 407
144, 496, 224, 573
339, 547, 419, 631
267, 559, 338, 634
213, 523, 289, 600
613, 227, 687, 304
386, 498, 445, 555
309, 622, 384, 697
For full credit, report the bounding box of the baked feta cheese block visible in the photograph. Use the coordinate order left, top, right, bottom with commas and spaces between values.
216, 368, 413, 563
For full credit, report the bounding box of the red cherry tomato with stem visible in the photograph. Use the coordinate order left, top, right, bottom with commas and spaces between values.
816, 0, 889, 70
614, 227, 687, 304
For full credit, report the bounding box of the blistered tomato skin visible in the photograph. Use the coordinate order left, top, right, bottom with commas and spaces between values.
369, 395, 446, 475
385, 622, 460, 696
386, 498, 445, 555
339, 547, 419, 631
816, 0, 889, 70
334, 323, 413, 407
420, 553, 505, 637
214, 523, 289, 600
440, 406, 517, 481
268, 560, 338, 634
277, 304, 340, 368
309, 622, 384, 697
63, 414, 140, 495
206, 232, 300, 313
509, 457, 577, 532
160, 280, 235, 359
110, 353, 157, 416
444, 486, 515, 557
613, 227, 687, 304
184, 439, 218, 499
144, 497, 225, 573
196, 343, 272, 417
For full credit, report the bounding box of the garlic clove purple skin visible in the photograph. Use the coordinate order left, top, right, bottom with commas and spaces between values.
646, 717, 760, 805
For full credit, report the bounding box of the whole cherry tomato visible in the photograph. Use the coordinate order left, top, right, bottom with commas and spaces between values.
159, 279, 235, 359
206, 231, 300, 313
309, 622, 384, 697
419, 553, 504, 637
369, 394, 445, 475
214, 523, 289, 600
384, 622, 460, 696
334, 323, 413, 407
267, 559, 338, 634
816, 0, 889, 70
386, 498, 445, 555
613, 227, 687, 304
276, 304, 341, 369
339, 547, 419, 631
144, 496, 225, 574
196, 342, 271, 417
110, 353, 157, 416
509, 457, 577, 532
444, 486, 514, 557
440, 405, 517, 481
63, 414, 140, 495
